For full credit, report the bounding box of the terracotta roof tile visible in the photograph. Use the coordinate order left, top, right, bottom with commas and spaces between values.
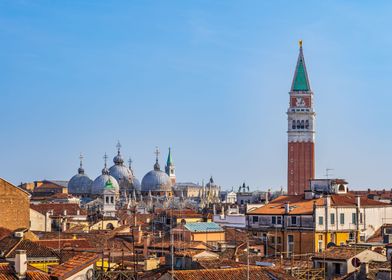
34, 239, 93, 250
166, 266, 295, 280
30, 203, 86, 216
49, 252, 98, 280
249, 194, 389, 215
313, 246, 366, 260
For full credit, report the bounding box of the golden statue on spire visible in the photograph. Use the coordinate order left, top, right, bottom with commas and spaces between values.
299, 40, 303, 48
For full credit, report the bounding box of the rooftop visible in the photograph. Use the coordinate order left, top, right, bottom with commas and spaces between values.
248, 194, 389, 215
49, 253, 98, 280
313, 246, 366, 261
184, 222, 223, 233
164, 266, 295, 280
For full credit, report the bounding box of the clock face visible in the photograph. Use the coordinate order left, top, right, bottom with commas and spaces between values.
296, 97, 305, 107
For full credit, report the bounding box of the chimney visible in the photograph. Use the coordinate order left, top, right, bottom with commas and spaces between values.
356, 195, 361, 209
265, 191, 269, 204
143, 235, 151, 257
14, 250, 27, 279
137, 225, 143, 244
359, 262, 369, 280
284, 202, 290, 214
325, 195, 331, 208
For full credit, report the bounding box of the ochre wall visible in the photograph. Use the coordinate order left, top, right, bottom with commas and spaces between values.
0, 178, 30, 230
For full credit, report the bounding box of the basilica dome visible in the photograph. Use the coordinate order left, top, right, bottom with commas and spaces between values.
108, 146, 140, 193
141, 159, 172, 193
68, 165, 93, 195
91, 167, 120, 195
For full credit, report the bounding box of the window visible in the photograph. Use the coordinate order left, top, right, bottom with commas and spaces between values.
330, 213, 335, 225
271, 236, 275, 244
272, 216, 282, 225
110, 196, 114, 204
300, 120, 305, 129
305, 120, 309, 129
277, 236, 282, 244
319, 216, 324, 225
334, 263, 341, 275
292, 120, 296, 129
252, 216, 259, 223
352, 213, 357, 225
340, 213, 345, 225
288, 235, 294, 242
291, 216, 297, 225
296, 120, 301, 129
349, 231, 355, 240
106, 197, 109, 203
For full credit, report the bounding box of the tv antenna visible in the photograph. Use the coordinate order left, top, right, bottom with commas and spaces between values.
325, 168, 334, 179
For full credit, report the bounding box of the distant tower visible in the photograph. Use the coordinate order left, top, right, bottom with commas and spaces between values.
287, 41, 315, 195
103, 178, 116, 217
165, 147, 176, 185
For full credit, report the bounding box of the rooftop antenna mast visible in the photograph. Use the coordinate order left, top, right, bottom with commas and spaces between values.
325, 168, 334, 179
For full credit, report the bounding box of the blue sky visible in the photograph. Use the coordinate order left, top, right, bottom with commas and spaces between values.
1, 1, 391, 191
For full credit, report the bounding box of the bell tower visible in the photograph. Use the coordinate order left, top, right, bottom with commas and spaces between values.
165, 147, 176, 185
287, 41, 315, 195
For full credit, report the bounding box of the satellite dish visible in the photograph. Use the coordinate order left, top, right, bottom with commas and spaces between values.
327, 242, 336, 248
351, 257, 361, 268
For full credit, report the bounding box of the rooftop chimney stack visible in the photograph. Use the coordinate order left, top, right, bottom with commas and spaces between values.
356, 195, 361, 209
15, 250, 27, 279
285, 202, 290, 214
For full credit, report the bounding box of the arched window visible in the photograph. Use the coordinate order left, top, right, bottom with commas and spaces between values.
305, 120, 309, 129
106, 197, 109, 203
292, 120, 296, 129
110, 196, 114, 204
300, 120, 305, 129
296, 120, 301, 129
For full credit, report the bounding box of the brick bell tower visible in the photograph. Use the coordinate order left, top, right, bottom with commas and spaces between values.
287, 41, 315, 195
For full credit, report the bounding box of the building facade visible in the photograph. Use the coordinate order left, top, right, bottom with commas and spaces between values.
247, 180, 392, 256
287, 41, 315, 195
0, 178, 30, 231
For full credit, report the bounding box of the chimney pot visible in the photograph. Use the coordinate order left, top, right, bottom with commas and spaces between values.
14, 250, 27, 279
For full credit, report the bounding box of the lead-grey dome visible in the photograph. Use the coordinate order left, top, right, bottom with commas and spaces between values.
68, 173, 93, 194
68, 157, 93, 194
91, 167, 120, 195
109, 147, 140, 193
141, 158, 172, 192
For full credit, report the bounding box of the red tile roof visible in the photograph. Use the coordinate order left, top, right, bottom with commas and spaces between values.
0, 263, 50, 280
249, 194, 389, 215
30, 203, 86, 216
313, 246, 366, 260
165, 266, 295, 280
49, 253, 98, 280
34, 239, 93, 250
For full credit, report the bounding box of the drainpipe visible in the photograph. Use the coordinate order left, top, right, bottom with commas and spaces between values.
356, 195, 361, 243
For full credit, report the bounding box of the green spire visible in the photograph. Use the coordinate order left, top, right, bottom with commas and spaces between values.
105, 178, 114, 189
292, 41, 310, 92
166, 147, 173, 166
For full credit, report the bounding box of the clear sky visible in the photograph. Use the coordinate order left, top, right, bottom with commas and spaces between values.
1, 1, 391, 191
